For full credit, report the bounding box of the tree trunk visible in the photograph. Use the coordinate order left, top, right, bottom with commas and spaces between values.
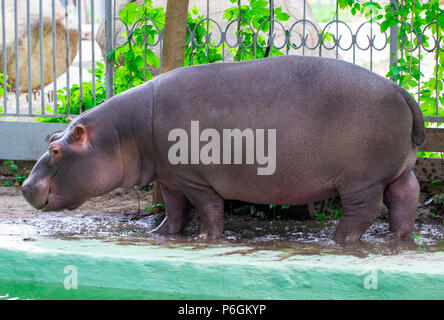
152, 0, 189, 209
160, 0, 189, 73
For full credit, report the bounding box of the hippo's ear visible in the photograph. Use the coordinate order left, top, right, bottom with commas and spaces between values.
70, 125, 88, 145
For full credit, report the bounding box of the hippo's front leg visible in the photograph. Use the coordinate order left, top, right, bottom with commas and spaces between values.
151, 185, 191, 234
176, 179, 224, 240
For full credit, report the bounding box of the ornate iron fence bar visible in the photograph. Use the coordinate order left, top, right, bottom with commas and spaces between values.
1, 0, 6, 115
13, 0, 19, 113
78, 0, 83, 113
105, 0, 114, 98
52, 0, 58, 116
65, 2, 70, 116
39, 0, 44, 116
26, 0, 32, 115
91, 0, 96, 103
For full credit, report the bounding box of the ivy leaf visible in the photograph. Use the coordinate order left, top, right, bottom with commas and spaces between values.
250, 0, 268, 10
191, 5, 199, 16
274, 7, 290, 22
119, 2, 139, 26
362, 2, 381, 19
146, 49, 160, 67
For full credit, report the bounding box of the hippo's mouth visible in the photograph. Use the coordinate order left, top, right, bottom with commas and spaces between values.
40, 187, 51, 211
41, 188, 84, 212
42, 200, 84, 212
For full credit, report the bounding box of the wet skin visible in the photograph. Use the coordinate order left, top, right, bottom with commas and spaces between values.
22, 55, 425, 243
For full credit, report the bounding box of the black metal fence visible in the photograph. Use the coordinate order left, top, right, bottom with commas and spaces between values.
0, 0, 442, 123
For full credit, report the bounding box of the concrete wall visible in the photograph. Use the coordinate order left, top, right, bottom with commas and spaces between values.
0, 122, 68, 161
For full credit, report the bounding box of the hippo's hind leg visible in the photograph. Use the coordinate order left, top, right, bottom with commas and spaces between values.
333, 184, 384, 243
383, 170, 419, 238
176, 180, 224, 240
151, 185, 191, 234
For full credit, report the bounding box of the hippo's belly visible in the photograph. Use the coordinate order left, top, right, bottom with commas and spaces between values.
216, 180, 339, 205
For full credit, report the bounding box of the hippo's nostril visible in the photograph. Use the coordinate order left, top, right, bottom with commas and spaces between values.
21, 183, 31, 197
21, 180, 49, 210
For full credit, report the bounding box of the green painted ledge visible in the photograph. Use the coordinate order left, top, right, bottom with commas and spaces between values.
0, 237, 443, 300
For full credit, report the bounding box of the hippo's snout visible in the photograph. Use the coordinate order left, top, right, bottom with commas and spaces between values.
22, 178, 49, 210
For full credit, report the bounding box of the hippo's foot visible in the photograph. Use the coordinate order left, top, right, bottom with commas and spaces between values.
333, 184, 385, 243
384, 170, 419, 238
193, 230, 223, 241
193, 211, 223, 241
150, 185, 191, 235
193, 217, 219, 241
175, 179, 225, 241
193, 232, 208, 241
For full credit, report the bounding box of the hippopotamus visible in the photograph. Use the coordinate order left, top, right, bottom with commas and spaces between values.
22, 55, 425, 242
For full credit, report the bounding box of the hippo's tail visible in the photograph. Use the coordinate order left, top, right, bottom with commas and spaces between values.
399, 89, 425, 146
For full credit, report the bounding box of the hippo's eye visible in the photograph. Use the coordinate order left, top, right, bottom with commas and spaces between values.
49, 144, 61, 160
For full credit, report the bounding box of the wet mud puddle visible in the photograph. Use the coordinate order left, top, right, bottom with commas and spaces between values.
0, 211, 443, 257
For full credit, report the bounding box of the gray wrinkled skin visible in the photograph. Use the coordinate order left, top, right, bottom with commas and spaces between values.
22, 56, 425, 243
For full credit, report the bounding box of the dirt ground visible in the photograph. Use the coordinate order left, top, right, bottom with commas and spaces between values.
0, 186, 152, 219
1, 183, 441, 221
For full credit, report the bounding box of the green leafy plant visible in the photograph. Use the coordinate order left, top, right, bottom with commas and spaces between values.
425, 193, 444, 206
313, 198, 343, 221
14, 174, 26, 184
412, 234, 426, 251
268, 204, 291, 219
146, 202, 165, 212
1, 161, 28, 186
4, 160, 20, 175
185, 6, 223, 65
0, 73, 8, 98
433, 194, 444, 205
0, 73, 10, 115
223, 0, 290, 61
36, 62, 107, 123
112, 0, 164, 92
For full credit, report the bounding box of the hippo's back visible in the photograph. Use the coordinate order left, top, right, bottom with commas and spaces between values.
154, 55, 396, 111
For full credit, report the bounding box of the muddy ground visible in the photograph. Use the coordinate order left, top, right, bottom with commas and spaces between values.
1, 160, 443, 256
0, 184, 443, 257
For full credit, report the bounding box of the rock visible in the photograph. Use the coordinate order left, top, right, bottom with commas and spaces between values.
0, 0, 79, 91
95, 0, 335, 75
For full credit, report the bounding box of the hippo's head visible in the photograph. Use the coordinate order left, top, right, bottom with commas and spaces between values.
22, 120, 124, 211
